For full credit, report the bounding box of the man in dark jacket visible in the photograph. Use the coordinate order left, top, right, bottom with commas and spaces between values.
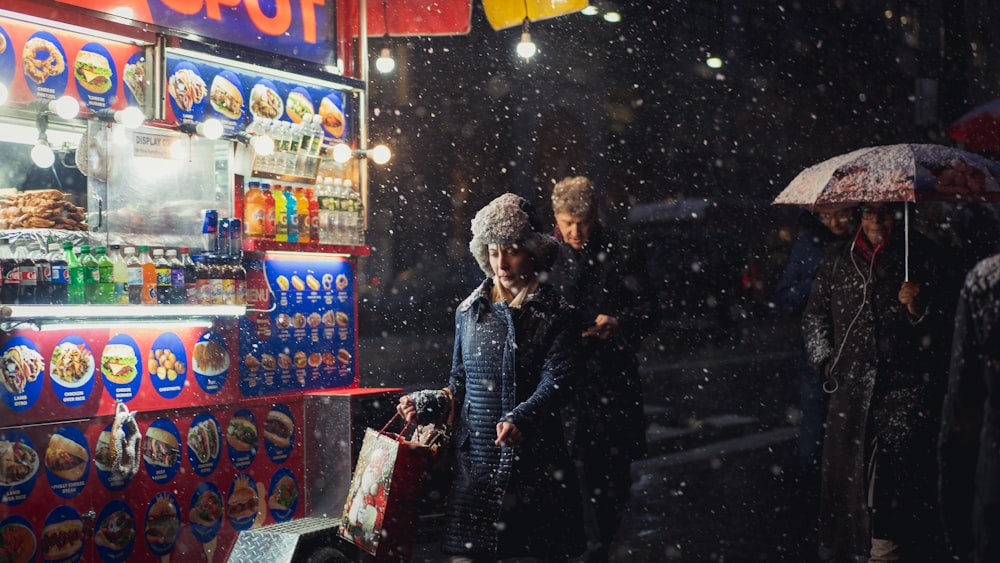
939, 253, 1000, 563
803, 202, 956, 562
546, 176, 658, 562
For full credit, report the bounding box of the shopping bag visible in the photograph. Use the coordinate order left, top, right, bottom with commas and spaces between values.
338, 415, 434, 559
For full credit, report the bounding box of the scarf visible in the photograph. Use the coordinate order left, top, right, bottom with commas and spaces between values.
853, 229, 890, 265
491, 278, 539, 308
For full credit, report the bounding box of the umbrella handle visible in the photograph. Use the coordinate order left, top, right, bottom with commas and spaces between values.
904, 202, 910, 282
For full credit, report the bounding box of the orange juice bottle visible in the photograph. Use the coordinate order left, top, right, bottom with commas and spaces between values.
138, 245, 157, 304
244, 181, 265, 239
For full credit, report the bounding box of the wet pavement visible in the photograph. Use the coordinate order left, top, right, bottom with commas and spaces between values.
359, 316, 812, 562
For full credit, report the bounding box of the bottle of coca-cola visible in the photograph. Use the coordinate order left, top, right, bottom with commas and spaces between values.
30, 241, 50, 305
0, 238, 15, 304
14, 239, 36, 305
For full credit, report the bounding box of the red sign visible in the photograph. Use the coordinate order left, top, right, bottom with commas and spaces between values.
346, 0, 472, 36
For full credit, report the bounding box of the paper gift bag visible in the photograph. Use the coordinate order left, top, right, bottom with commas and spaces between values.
339, 418, 433, 559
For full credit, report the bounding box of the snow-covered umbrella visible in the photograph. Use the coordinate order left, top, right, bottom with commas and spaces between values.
773, 143, 1000, 279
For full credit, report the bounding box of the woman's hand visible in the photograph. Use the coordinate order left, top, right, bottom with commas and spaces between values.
495, 422, 523, 447
397, 395, 417, 424
898, 281, 923, 316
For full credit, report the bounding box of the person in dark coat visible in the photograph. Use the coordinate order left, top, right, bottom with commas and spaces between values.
802, 203, 955, 562
774, 206, 855, 496
544, 176, 657, 562
397, 193, 586, 562
939, 253, 1000, 563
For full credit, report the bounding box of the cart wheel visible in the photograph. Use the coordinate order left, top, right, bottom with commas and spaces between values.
298, 545, 351, 563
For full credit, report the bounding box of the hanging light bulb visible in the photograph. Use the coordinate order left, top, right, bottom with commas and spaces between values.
371, 144, 391, 165
31, 140, 55, 168
376, 0, 395, 74
50, 95, 80, 120
517, 18, 537, 60
332, 142, 353, 163
118, 106, 145, 129
199, 118, 224, 140
376, 45, 396, 74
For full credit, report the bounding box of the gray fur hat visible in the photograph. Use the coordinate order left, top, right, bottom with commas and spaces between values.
469, 193, 559, 277
551, 176, 598, 218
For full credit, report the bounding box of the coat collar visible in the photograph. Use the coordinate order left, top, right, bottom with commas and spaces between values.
458, 278, 557, 314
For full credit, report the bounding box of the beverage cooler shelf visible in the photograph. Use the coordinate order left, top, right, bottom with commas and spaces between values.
0, 303, 247, 331
243, 239, 370, 256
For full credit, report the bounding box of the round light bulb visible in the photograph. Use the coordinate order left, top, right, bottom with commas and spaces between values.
31, 142, 55, 168
517, 33, 537, 59
0, 83, 8, 106
602, 11, 622, 23
251, 134, 274, 156
581, 5, 599, 16
199, 118, 224, 140
51, 95, 80, 119
118, 106, 145, 129
376, 47, 395, 74
706, 56, 723, 69
371, 144, 391, 165
332, 143, 353, 163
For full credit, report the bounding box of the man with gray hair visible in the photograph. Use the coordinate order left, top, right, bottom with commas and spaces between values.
548, 176, 657, 562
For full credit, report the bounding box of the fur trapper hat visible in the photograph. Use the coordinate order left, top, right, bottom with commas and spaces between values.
469, 193, 559, 277
551, 176, 598, 218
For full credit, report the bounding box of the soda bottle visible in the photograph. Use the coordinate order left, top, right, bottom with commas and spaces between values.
221, 257, 235, 305
48, 242, 68, 305
64, 241, 85, 305
0, 239, 16, 305
110, 245, 128, 304
305, 186, 319, 248
233, 258, 246, 306
96, 246, 114, 304
230, 219, 243, 258
154, 248, 171, 304
262, 184, 276, 240
167, 249, 184, 305
12, 240, 35, 305
218, 218, 231, 259
125, 247, 142, 305
285, 187, 299, 244
139, 245, 157, 304
195, 254, 211, 304
208, 255, 224, 304
273, 185, 288, 242
29, 242, 50, 305
244, 181, 265, 239
179, 247, 198, 304
294, 186, 310, 244
80, 245, 98, 304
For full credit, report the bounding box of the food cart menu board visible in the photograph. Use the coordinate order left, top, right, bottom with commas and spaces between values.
0, 322, 242, 427
0, 400, 304, 562
239, 256, 356, 397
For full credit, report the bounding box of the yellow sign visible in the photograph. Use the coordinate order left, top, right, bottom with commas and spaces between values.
483, 0, 589, 30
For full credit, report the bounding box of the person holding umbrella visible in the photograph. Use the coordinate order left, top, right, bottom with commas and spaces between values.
802, 201, 958, 562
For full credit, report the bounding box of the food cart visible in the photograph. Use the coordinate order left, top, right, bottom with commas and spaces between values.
0, 1, 400, 560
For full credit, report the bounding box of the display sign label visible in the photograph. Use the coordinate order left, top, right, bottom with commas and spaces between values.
56, 0, 336, 67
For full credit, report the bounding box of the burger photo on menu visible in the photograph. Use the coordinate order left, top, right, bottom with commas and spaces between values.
190, 488, 223, 528
263, 410, 294, 449
226, 415, 258, 452
227, 475, 258, 521
100, 343, 138, 385
94, 510, 135, 552
41, 518, 84, 561
73, 49, 113, 94
44, 433, 88, 482
142, 427, 179, 468
145, 495, 180, 551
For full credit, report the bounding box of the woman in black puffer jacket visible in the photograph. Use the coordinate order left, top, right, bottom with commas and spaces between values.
398, 193, 585, 562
